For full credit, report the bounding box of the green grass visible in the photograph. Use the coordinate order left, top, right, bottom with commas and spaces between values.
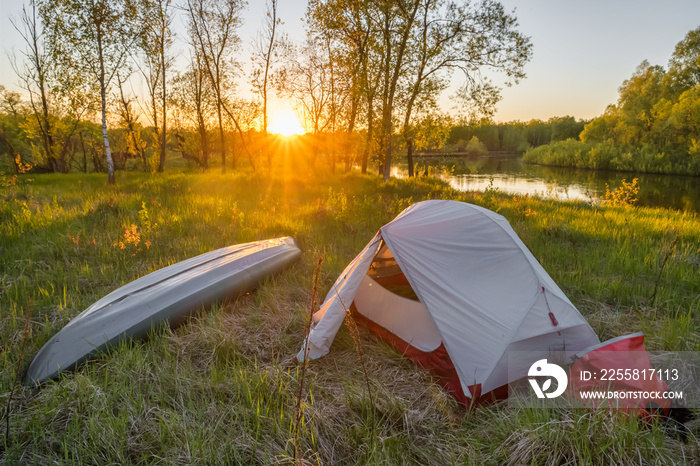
1, 168, 699, 464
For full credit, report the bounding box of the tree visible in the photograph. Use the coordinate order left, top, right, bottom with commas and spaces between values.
41, 0, 138, 184
320, 31, 348, 173
525, 119, 550, 147
116, 73, 149, 171
137, 0, 174, 173
670, 86, 700, 170
617, 61, 666, 144
307, 0, 532, 180
664, 27, 700, 98
307, 0, 385, 174
186, 0, 255, 173
12, 1, 88, 173
251, 0, 281, 170
12, 1, 58, 172
281, 37, 334, 168
226, 98, 260, 170
375, 0, 422, 180
411, 111, 452, 153
308, 4, 364, 172
0, 86, 28, 173
170, 55, 212, 168
549, 116, 585, 142
398, 0, 532, 178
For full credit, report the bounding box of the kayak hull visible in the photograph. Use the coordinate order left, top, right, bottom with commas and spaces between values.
25, 237, 301, 385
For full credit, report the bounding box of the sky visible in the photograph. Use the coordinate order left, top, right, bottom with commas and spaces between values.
1, 0, 699, 123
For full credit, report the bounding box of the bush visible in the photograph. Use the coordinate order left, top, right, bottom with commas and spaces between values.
464, 136, 488, 156
523, 139, 700, 175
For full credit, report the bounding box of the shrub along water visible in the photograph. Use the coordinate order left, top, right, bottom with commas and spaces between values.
523, 139, 700, 176
523, 28, 700, 177
0, 170, 698, 463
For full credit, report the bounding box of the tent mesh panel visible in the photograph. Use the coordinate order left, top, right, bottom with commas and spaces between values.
366, 242, 419, 301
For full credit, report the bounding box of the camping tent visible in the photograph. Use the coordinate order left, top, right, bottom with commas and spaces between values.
297, 199, 600, 405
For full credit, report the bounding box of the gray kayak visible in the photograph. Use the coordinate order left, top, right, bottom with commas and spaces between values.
25, 237, 302, 385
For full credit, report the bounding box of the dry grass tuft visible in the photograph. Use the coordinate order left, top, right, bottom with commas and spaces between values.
497, 407, 685, 466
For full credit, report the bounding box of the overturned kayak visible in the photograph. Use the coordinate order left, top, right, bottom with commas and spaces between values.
26, 237, 302, 385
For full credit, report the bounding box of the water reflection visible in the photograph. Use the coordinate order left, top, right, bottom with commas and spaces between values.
406, 155, 700, 212
448, 174, 597, 202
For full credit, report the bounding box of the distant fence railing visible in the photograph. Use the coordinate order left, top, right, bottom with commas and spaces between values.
413, 150, 522, 158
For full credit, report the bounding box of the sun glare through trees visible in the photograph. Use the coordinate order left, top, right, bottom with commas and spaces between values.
268, 110, 305, 137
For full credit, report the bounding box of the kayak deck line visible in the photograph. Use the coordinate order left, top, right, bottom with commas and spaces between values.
76, 241, 263, 321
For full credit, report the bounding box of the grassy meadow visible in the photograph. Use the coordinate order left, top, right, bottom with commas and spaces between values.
1, 166, 699, 464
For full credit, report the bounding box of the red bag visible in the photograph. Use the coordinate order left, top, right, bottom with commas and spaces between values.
568, 332, 672, 417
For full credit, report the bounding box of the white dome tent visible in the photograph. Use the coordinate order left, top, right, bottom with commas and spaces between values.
297, 200, 599, 405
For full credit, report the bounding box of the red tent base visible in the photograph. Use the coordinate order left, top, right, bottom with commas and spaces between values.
351, 305, 507, 408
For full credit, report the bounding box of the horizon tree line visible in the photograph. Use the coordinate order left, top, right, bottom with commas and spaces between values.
0, 0, 533, 183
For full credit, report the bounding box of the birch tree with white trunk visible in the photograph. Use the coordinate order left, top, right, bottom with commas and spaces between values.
40, 0, 138, 184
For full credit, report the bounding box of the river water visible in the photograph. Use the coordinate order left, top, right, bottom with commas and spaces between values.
406, 155, 700, 213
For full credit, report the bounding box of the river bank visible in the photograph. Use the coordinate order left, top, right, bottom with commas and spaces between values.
405, 153, 700, 212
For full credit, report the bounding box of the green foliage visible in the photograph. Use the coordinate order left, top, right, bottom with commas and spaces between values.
448, 116, 587, 154
0, 85, 105, 174
604, 178, 639, 206
530, 27, 700, 176
524, 139, 592, 168
412, 113, 453, 152
463, 135, 487, 156
550, 115, 586, 142
664, 26, 700, 97
449, 120, 501, 151
524, 137, 700, 176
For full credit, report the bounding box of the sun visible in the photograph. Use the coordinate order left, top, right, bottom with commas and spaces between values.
268, 111, 305, 137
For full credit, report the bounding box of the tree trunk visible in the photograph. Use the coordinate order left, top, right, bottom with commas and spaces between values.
379, 1, 420, 182
381, 116, 392, 181
345, 91, 358, 173
230, 132, 237, 170
35, 26, 56, 171
217, 102, 226, 174
247, 140, 256, 171
361, 96, 373, 174
219, 101, 256, 172
150, 90, 161, 168
330, 136, 336, 174
96, 22, 115, 184
311, 131, 318, 169
159, 32, 167, 173
90, 141, 103, 172
39, 87, 57, 172
101, 81, 115, 184
406, 137, 414, 177
118, 78, 148, 172
262, 55, 270, 171
23, 2, 57, 172
263, 1, 277, 172
199, 124, 209, 168
79, 131, 88, 173
0, 133, 20, 174
195, 78, 209, 168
